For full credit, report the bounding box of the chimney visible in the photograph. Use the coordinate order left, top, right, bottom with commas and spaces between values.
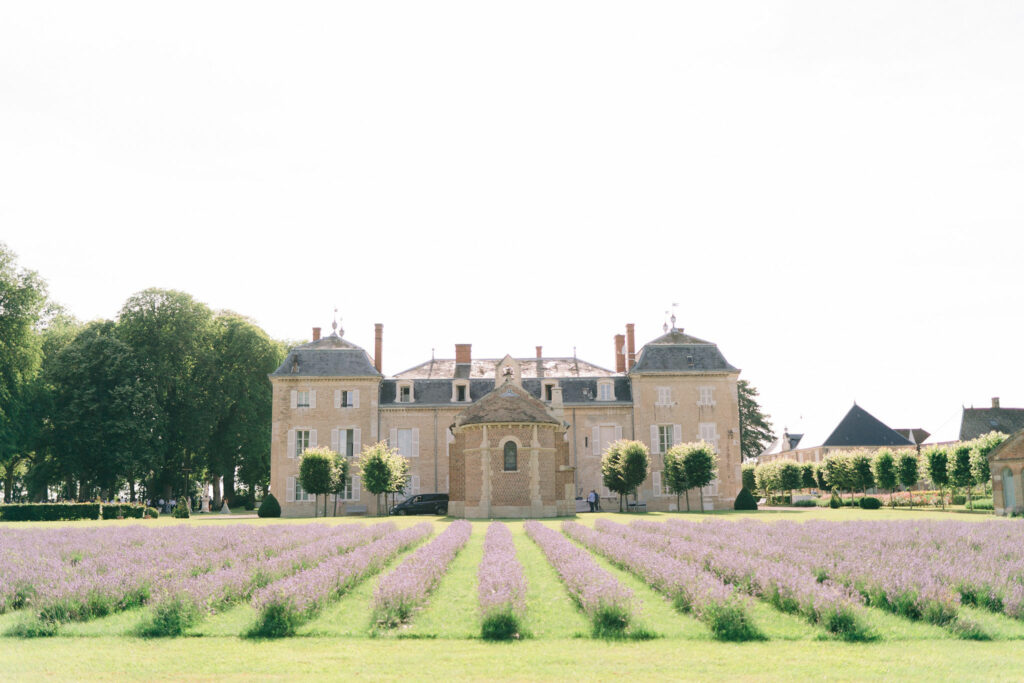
312, 327, 321, 342
455, 344, 472, 365
374, 323, 383, 373
535, 346, 544, 378
993, 397, 1001, 409
614, 334, 626, 373
625, 323, 636, 370
536, 346, 543, 358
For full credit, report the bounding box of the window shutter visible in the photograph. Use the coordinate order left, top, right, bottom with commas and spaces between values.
290, 391, 297, 409
412, 429, 420, 457
309, 391, 316, 409
309, 429, 317, 448
653, 471, 662, 497
592, 427, 600, 456
287, 430, 296, 458
673, 424, 682, 447
353, 428, 361, 456
650, 425, 660, 454
389, 428, 398, 447
334, 390, 341, 409
330, 428, 339, 453
614, 425, 623, 441
352, 475, 361, 501
352, 390, 359, 408
286, 476, 295, 502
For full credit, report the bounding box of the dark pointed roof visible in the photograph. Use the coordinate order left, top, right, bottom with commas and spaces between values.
631, 328, 737, 374
271, 333, 380, 378
815, 404, 913, 448
960, 406, 1024, 441
455, 380, 560, 427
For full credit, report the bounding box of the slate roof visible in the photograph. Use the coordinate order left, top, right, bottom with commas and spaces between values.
959, 407, 1024, 441
271, 333, 380, 378
379, 377, 632, 406
646, 329, 711, 345
630, 343, 738, 374
394, 357, 617, 379
893, 428, 931, 445
758, 432, 805, 458
455, 381, 561, 427
798, 404, 914, 449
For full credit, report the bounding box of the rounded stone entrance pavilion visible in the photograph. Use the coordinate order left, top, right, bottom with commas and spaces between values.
447, 378, 575, 518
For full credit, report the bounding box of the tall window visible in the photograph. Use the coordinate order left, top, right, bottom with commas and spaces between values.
658, 425, 673, 454
294, 429, 310, 458
1004, 468, 1016, 509
504, 441, 517, 471
597, 381, 613, 401
341, 390, 352, 407
342, 429, 355, 458
297, 390, 310, 408
399, 385, 411, 402
456, 384, 467, 402
656, 387, 671, 406
397, 428, 414, 458
294, 478, 312, 502
698, 386, 714, 407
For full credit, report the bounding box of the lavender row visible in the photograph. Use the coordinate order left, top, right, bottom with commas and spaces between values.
250, 522, 434, 637
565, 521, 758, 641
523, 520, 635, 637
478, 523, 527, 640
602, 520, 869, 640
373, 520, 472, 629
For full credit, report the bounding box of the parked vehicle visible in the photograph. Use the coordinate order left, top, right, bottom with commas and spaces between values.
391, 493, 449, 516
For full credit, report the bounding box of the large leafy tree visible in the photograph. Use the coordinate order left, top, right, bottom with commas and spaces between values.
872, 449, 898, 506
359, 441, 397, 516
116, 289, 214, 499
47, 321, 160, 500
969, 431, 1007, 502
738, 380, 775, 461
601, 440, 649, 511
821, 453, 854, 498
897, 452, 920, 509
850, 451, 875, 495
299, 447, 335, 518
682, 442, 718, 513
662, 445, 689, 511
922, 446, 950, 510
949, 443, 975, 508
0, 243, 49, 502
777, 459, 802, 500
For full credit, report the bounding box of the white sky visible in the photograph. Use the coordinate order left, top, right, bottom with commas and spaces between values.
2, 1, 1022, 443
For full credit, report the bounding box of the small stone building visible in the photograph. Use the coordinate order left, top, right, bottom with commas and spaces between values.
448, 376, 575, 518
988, 429, 1024, 516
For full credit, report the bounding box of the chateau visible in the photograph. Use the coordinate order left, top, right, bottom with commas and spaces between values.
269, 319, 743, 517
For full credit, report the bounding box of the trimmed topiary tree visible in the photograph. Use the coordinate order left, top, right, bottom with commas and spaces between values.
258, 492, 281, 518
897, 452, 920, 509
923, 446, 949, 510
829, 489, 842, 509
859, 496, 881, 510
734, 487, 757, 510
172, 503, 190, 518
872, 449, 898, 507
741, 463, 756, 492
299, 447, 336, 518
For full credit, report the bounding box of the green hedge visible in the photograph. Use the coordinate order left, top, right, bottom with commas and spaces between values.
859, 496, 882, 509
100, 504, 147, 519
0, 503, 101, 521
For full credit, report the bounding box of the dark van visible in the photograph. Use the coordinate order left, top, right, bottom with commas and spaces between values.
391, 493, 449, 516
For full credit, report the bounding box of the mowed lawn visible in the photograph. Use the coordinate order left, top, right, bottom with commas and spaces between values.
2, 509, 1024, 681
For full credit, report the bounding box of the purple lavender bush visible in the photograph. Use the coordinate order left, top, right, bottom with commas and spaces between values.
478, 522, 527, 640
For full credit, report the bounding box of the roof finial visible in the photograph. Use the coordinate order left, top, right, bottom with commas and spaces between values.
663, 311, 669, 333
670, 302, 679, 331
332, 307, 343, 337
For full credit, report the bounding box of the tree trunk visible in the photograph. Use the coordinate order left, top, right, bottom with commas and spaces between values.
685, 489, 691, 512
3, 473, 13, 504
129, 479, 136, 503
212, 476, 223, 510
676, 492, 681, 512
223, 468, 236, 506
333, 494, 338, 517
619, 493, 623, 512
698, 486, 704, 513
323, 493, 328, 518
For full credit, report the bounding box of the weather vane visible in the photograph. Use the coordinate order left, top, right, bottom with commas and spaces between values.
332, 307, 342, 336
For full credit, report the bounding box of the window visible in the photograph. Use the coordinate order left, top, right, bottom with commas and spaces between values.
453, 382, 468, 402
699, 422, 719, 451
504, 441, 517, 471
698, 386, 715, 407
342, 391, 352, 407
297, 391, 310, 408
658, 425, 673, 454
294, 478, 312, 502
398, 383, 412, 403
597, 381, 614, 401
1004, 468, 1016, 509
294, 429, 310, 458
338, 475, 360, 501
335, 389, 359, 409
394, 428, 418, 457
543, 382, 555, 401
656, 386, 672, 406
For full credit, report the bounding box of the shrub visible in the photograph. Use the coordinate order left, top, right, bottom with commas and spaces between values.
258, 493, 281, 518
145, 507, 160, 518
481, 609, 522, 641
138, 595, 201, 637
766, 494, 792, 506
733, 488, 757, 511
859, 497, 882, 510
0, 503, 101, 521
829, 490, 842, 509
971, 498, 994, 511
172, 503, 190, 519
793, 499, 817, 508
951, 494, 967, 506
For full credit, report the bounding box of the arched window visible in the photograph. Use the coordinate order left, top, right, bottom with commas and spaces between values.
1003, 468, 1016, 510
504, 441, 517, 471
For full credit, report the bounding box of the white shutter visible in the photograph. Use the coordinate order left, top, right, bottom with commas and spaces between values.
309, 429, 318, 448
352, 475, 361, 501
287, 430, 296, 458
592, 427, 600, 456
286, 476, 295, 502
352, 390, 359, 408
290, 391, 297, 409
650, 425, 660, 454
331, 428, 339, 453
334, 390, 341, 409
412, 428, 420, 457
673, 424, 682, 447
353, 428, 361, 456
309, 391, 316, 409
389, 428, 398, 447
614, 425, 623, 441
653, 471, 662, 497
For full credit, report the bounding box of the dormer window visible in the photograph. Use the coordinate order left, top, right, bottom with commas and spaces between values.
597, 380, 614, 401
542, 381, 557, 402
452, 381, 469, 402
397, 381, 414, 403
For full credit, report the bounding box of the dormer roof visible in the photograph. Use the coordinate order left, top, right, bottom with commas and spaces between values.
454, 380, 561, 427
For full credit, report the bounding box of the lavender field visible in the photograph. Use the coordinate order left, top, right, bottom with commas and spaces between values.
2, 513, 1024, 647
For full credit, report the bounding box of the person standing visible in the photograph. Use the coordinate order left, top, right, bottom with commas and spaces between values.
587, 489, 597, 512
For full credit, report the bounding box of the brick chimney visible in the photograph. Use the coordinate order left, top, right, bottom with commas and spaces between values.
614, 334, 626, 373
374, 323, 383, 373
536, 346, 543, 358
625, 323, 636, 370
312, 327, 321, 342
992, 397, 1001, 409
455, 344, 472, 365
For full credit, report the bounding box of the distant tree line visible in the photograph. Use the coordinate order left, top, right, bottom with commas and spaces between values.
0, 242, 287, 506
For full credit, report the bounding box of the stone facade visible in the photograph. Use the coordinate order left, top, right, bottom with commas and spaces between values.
988, 430, 1024, 516
269, 322, 744, 517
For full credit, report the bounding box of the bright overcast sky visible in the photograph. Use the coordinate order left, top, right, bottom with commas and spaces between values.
2, 1, 1022, 443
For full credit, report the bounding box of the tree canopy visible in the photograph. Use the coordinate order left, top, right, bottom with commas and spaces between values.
738, 380, 775, 461
601, 440, 649, 512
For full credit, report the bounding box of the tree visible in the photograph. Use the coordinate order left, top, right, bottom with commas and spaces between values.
872, 449, 898, 506
331, 453, 351, 517
776, 460, 802, 501
850, 451, 875, 495
359, 441, 396, 516
386, 449, 411, 512
682, 443, 718, 513
949, 443, 975, 508
662, 445, 689, 511
897, 451, 920, 509
299, 447, 335, 518
741, 462, 756, 492
800, 462, 817, 491
738, 380, 775, 461
922, 446, 949, 510
601, 440, 649, 512
821, 453, 854, 498
969, 432, 1008, 504
754, 461, 779, 500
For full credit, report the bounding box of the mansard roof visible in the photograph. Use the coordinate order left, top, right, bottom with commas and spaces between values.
379, 377, 633, 406
394, 356, 617, 379
960, 406, 1024, 441
455, 381, 561, 427
631, 329, 738, 374
271, 333, 380, 378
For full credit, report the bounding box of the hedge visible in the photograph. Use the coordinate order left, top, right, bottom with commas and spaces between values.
858, 497, 882, 510
0, 503, 101, 521
100, 504, 147, 520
